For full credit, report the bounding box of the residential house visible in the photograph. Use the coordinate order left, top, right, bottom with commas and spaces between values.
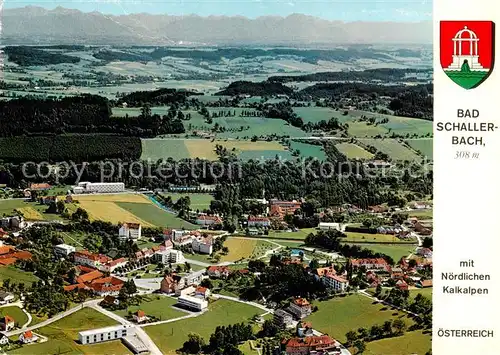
195, 215, 223, 226
282, 335, 339, 355
160, 274, 186, 294
417, 279, 433, 288
19, 330, 38, 344
119, 223, 142, 240
0, 316, 15, 331
396, 279, 409, 291
74, 250, 112, 269
416, 247, 433, 258
288, 298, 312, 319
195, 286, 210, 299
207, 265, 230, 278
273, 309, 294, 329
133, 310, 147, 324
192, 235, 213, 255
101, 295, 120, 307
0, 291, 14, 305
248, 216, 271, 228
0, 332, 9, 345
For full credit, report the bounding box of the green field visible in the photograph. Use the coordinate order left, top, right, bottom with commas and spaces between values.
0, 306, 28, 328
365, 330, 432, 355
113, 295, 186, 321
292, 107, 338, 124
305, 295, 416, 343
140, 139, 191, 161
347, 122, 388, 137
346, 243, 415, 262
0, 199, 61, 221
162, 193, 214, 211
358, 139, 421, 161
112, 106, 171, 117
405, 139, 433, 160
145, 299, 262, 354
266, 228, 316, 241
335, 143, 374, 159
289, 141, 326, 161
116, 202, 197, 229
0, 266, 39, 286
343, 232, 415, 244
238, 150, 294, 161
221, 238, 275, 262
9, 308, 131, 355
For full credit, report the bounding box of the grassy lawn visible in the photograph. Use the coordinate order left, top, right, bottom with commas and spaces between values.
266, 228, 316, 241
364, 330, 432, 355
113, 295, 186, 321
116, 202, 197, 229
345, 243, 415, 262
305, 295, 415, 343
0, 306, 28, 327
220, 238, 275, 262
289, 141, 327, 161
0, 266, 39, 286
405, 209, 433, 219
239, 340, 259, 355
343, 232, 415, 244
335, 143, 374, 160
9, 308, 131, 355
409, 287, 433, 301
141, 138, 191, 161
145, 299, 262, 354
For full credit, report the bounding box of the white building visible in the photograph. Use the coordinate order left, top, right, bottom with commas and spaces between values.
0, 291, 15, 305
74, 182, 125, 194
19, 331, 38, 344
176, 285, 196, 297
171, 229, 188, 242
248, 216, 271, 228
119, 223, 142, 240
184, 269, 206, 286
318, 222, 342, 231
178, 295, 208, 311
99, 258, 129, 273
322, 274, 349, 292
192, 236, 213, 254
54, 244, 76, 258
79, 325, 135, 345
155, 249, 185, 264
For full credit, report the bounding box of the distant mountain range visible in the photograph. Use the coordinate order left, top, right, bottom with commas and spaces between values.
2, 6, 432, 45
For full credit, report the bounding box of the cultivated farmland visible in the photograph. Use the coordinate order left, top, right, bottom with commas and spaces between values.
358, 138, 421, 161
335, 142, 374, 159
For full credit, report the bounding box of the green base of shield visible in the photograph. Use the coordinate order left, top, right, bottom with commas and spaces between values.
444, 70, 490, 89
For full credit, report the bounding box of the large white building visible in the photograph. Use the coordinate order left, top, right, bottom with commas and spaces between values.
54, 244, 76, 258
73, 182, 125, 194
322, 274, 349, 292
192, 236, 213, 254
155, 249, 185, 264
119, 223, 142, 240
178, 295, 208, 311
318, 222, 342, 231
79, 325, 135, 345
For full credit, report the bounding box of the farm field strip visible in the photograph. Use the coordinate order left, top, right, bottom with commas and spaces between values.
358, 138, 421, 161
335, 142, 374, 159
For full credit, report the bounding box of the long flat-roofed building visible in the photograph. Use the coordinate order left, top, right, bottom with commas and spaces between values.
78, 325, 135, 345
178, 294, 208, 311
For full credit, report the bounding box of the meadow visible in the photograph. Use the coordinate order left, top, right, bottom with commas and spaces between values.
292, 107, 339, 124
162, 193, 214, 211
364, 330, 431, 355
9, 308, 131, 355
0, 306, 29, 328
358, 138, 421, 161
289, 141, 327, 161
0, 199, 62, 221
335, 142, 374, 159
346, 243, 416, 262
145, 299, 262, 354
116, 202, 197, 229
343, 232, 416, 244
405, 138, 433, 160
0, 266, 39, 286
305, 295, 416, 343
220, 238, 275, 262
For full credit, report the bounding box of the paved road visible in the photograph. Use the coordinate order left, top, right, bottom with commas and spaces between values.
90, 304, 163, 355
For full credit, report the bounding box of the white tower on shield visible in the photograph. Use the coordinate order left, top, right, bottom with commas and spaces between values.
447, 26, 485, 71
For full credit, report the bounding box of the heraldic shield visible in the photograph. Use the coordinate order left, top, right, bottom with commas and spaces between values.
440, 21, 495, 89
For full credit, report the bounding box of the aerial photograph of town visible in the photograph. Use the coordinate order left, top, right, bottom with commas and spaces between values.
0, 1, 433, 354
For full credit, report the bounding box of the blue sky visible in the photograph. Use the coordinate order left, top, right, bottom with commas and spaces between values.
4, 0, 432, 21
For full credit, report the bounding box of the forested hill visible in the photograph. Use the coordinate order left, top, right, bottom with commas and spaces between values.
0, 95, 184, 137
4, 46, 81, 66
216, 81, 293, 96
117, 88, 202, 107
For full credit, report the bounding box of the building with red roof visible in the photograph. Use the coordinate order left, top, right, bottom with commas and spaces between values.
288, 298, 312, 319
74, 250, 111, 269
0, 315, 15, 331
282, 335, 338, 355
207, 265, 230, 278
195, 215, 223, 226
248, 216, 271, 227
76, 270, 104, 284
351, 258, 389, 270
89, 277, 125, 296
133, 310, 147, 323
